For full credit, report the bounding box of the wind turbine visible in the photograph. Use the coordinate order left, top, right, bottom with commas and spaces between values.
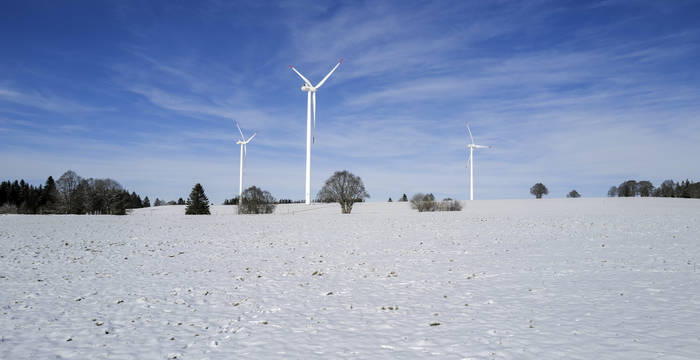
466, 123, 491, 201
289, 59, 343, 205
234, 120, 257, 201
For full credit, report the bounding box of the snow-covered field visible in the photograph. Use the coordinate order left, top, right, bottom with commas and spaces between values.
1, 198, 699, 359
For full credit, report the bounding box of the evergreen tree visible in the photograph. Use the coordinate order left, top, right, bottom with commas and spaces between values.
128, 192, 142, 209
388, 197, 393, 202
142, 196, 151, 207
40, 176, 60, 213
185, 183, 211, 215
177, 197, 185, 205
0, 181, 10, 206
399, 193, 408, 202
18, 179, 27, 207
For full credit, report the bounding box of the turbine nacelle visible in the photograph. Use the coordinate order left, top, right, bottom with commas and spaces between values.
468, 144, 491, 149
301, 85, 316, 92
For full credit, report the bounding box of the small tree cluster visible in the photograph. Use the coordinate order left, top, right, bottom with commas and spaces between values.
239, 186, 276, 214
410, 193, 462, 212
277, 199, 305, 204
316, 170, 369, 214
223, 197, 239, 205
609, 179, 700, 198
185, 183, 211, 215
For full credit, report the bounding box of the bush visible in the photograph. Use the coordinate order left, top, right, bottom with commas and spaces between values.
438, 199, 462, 211
410, 193, 462, 212
410, 193, 436, 212
239, 186, 276, 214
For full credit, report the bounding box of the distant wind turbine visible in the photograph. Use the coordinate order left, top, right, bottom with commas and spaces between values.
234, 120, 256, 201
466, 123, 491, 201
289, 59, 343, 205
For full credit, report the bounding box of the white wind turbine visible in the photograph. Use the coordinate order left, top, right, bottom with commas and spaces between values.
466, 123, 491, 201
234, 120, 257, 201
289, 59, 343, 205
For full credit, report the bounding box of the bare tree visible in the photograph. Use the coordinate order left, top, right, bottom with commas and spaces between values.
607, 186, 618, 197
57, 170, 81, 213
317, 170, 369, 214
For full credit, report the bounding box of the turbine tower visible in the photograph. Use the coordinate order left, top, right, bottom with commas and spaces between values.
289, 59, 343, 205
466, 123, 491, 201
234, 120, 256, 201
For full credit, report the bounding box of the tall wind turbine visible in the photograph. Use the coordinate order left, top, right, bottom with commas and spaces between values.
289, 59, 343, 205
234, 120, 256, 201
466, 123, 491, 201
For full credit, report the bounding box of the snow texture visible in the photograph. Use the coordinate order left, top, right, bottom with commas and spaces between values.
1, 198, 699, 359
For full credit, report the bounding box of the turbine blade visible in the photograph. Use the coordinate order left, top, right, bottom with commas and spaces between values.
235, 120, 245, 140
466, 122, 475, 144
315, 59, 342, 88
247, 132, 257, 143
243, 144, 247, 159
289, 66, 312, 86
466, 152, 471, 168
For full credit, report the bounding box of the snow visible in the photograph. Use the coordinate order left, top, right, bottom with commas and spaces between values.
1, 198, 699, 359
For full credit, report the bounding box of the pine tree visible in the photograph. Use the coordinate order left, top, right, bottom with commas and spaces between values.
0, 181, 9, 206
40, 176, 60, 213
142, 196, 151, 207
185, 183, 211, 215
399, 193, 408, 202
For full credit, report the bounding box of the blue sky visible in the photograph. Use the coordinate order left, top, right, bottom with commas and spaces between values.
1, 0, 699, 203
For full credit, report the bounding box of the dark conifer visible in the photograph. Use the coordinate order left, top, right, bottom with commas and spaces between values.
185, 183, 211, 215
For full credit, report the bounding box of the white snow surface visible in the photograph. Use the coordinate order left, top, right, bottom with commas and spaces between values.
1, 198, 699, 359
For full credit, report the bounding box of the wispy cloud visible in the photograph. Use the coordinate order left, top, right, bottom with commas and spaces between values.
0, 87, 109, 113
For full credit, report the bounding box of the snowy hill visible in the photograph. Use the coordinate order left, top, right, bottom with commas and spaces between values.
1, 198, 699, 358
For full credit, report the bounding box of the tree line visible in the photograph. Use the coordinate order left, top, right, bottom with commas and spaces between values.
608, 179, 700, 198
0, 170, 148, 215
